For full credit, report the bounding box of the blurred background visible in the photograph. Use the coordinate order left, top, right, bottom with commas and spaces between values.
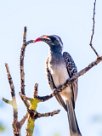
0, 0, 102, 136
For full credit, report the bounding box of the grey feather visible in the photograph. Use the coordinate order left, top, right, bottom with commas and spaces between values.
66, 100, 82, 136
63, 52, 77, 77
63, 52, 81, 135
46, 58, 67, 111
63, 52, 78, 105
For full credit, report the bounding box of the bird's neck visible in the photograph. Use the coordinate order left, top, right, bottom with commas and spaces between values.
50, 45, 62, 53
49, 48, 63, 64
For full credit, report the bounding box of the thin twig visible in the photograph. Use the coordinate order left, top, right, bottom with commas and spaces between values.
34, 83, 38, 97
2, 98, 12, 105
5, 63, 16, 97
19, 92, 30, 109
89, 0, 99, 57
33, 83, 54, 102
20, 27, 30, 108
19, 113, 28, 126
20, 27, 27, 95
36, 110, 60, 119
5, 63, 18, 120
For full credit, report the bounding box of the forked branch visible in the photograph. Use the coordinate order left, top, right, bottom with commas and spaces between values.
2, 64, 27, 136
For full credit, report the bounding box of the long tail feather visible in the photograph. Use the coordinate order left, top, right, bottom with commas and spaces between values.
66, 100, 82, 136
55, 93, 67, 111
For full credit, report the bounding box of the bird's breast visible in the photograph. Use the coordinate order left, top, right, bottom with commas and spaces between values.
48, 62, 72, 101
48, 62, 69, 87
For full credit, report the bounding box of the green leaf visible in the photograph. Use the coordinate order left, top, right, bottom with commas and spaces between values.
0, 123, 5, 132
53, 133, 61, 136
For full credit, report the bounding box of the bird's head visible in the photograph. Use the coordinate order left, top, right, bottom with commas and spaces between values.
34, 35, 63, 52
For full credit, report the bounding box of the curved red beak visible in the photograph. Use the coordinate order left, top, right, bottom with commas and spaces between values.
34, 35, 50, 43
34, 37, 42, 42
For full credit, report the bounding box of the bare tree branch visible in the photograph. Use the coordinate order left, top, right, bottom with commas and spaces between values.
19, 113, 28, 127
20, 27, 30, 108
2, 98, 12, 105
89, 0, 99, 57
20, 83, 60, 136
19, 92, 30, 109
5, 63, 18, 121
35, 110, 60, 119
3, 63, 27, 136
20, 27, 27, 95
33, 83, 38, 97
3, 64, 19, 135
5, 63, 16, 97
2, 27, 34, 136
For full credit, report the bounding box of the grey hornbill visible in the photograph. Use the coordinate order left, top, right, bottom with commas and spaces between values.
34, 35, 82, 136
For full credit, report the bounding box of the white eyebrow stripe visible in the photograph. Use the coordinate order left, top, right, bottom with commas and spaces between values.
53, 35, 63, 45
42, 35, 50, 40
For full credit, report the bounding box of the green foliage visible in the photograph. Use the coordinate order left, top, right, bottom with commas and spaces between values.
29, 98, 40, 110
26, 97, 40, 136
0, 123, 5, 132
53, 132, 61, 136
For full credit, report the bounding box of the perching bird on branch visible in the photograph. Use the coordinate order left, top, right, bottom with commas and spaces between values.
34, 35, 81, 136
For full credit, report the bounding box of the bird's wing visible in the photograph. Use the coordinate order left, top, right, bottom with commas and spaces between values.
63, 52, 77, 77
46, 58, 56, 90
46, 58, 67, 111
63, 52, 81, 135
63, 52, 78, 108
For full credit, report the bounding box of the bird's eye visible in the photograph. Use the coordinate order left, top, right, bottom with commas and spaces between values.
49, 37, 59, 45
50, 37, 56, 42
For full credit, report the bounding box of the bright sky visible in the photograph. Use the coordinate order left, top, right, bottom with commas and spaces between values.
0, 0, 102, 136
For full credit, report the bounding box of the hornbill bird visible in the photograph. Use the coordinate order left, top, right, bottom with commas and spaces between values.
34, 35, 82, 136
